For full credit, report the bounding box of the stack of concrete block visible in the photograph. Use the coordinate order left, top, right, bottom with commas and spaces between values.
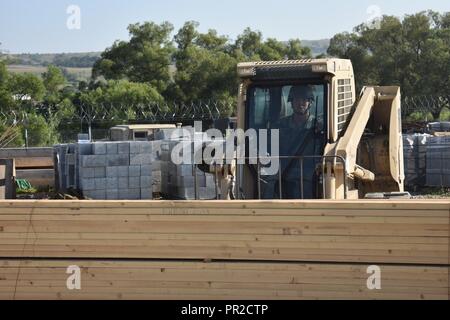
403, 134, 430, 187
160, 139, 217, 200
79, 141, 153, 200
54, 141, 156, 200
426, 136, 450, 187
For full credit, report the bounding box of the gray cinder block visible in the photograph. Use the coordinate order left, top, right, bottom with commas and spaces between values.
118, 177, 128, 189
130, 141, 153, 154
81, 178, 95, 191
117, 166, 128, 177
140, 165, 152, 176
140, 142, 152, 154
94, 178, 107, 189
82, 155, 106, 167
106, 143, 118, 154
106, 189, 119, 200
106, 166, 119, 177
107, 177, 118, 189
127, 188, 141, 200
93, 143, 107, 155
107, 154, 129, 166
128, 166, 141, 177
80, 167, 95, 178
117, 142, 130, 154
77, 143, 93, 155
130, 154, 152, 165
128, 176, 140, 188
94, 167, 106, 178
140, 176, 152, 188
140, 188, 153, 200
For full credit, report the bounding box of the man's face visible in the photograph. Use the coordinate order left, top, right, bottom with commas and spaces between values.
292, 96, 311, 115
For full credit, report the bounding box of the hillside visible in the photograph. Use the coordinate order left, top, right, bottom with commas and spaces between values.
5, 52, 101, 68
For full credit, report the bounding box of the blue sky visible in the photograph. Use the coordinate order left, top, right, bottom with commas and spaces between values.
1, 0, 449, 53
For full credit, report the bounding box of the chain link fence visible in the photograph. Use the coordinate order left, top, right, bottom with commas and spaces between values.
402, 95, 450, 119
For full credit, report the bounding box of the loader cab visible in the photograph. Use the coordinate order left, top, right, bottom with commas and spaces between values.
236, 59, 356, 199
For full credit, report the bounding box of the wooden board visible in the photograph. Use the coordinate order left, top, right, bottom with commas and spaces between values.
0, 200, 448, 265
14, 157, 53, 169
0, 259, 448, 300
0, 199, 448, 299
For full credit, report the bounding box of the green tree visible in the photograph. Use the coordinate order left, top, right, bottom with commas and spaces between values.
24, 113, 60, 146
328, 10, 450, 119
92, 21, 174, 93
233, 27, 311, 61
285, 39, 312, 59
42, 65, 65, 94
0, 61, 14, 111
169, 21, 238, 113
102, 79, 164, 106
8, 73, 45, 101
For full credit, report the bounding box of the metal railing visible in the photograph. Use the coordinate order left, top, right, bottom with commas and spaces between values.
189, 155, 348, 200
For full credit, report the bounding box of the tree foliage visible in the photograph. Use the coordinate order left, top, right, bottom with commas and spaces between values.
328, 10, 450, 114
92, 21, 174, 93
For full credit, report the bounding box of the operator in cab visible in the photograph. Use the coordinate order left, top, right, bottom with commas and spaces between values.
277, 85, 318, 199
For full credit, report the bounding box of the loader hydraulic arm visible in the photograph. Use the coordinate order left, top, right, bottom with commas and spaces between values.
324, 86, 404, 199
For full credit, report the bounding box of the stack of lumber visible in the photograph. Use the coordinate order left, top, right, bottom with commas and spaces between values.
0, 200, 449, 299
0, 260, 447, 300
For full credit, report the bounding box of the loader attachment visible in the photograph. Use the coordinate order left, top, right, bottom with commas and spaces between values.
324, 86, 404, 199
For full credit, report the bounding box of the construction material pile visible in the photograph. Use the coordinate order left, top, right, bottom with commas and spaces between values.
160, 139, 217, 200
426, 136, 450, 187
403, 134, 430, 187
403, 134, 450, 188
54, 127, 219, 200
54, 141, 155, 199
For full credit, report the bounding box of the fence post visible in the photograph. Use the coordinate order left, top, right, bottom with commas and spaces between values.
0, 159, 16, 199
